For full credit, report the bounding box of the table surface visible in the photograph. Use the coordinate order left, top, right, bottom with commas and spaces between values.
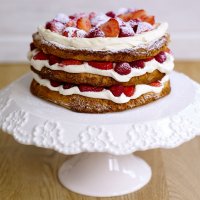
1, 61, 200, 200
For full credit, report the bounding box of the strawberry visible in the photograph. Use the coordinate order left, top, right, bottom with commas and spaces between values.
77, 17, 92, 32
79, 85, 103, 92
155, 52, 167, 63
129, 19, 140, 32
114, 62, 131, 75
49, 55, 61, 65
54, 13, 69, 24
136, 22, 153, 34
87, 27, 105, 38
130, 60, 145, 68
88, 61, 113, 70
100, 18, 120, 37
50, 80, 62, 87
33, 51, 48, 60
63, 83, 74, 89
144, 57, 154, 62
106, 11, 116, 18
141, 15, 155, 25
119, 24, 135, 37
45, 20, 65, 33
59, 59, 83, 66
65, 20, 76, 27
150, 81, 161, 87
124, 86, 135, 97
110, 85, 124, 97
62, 27, 87, 38
118, 10, 147, 22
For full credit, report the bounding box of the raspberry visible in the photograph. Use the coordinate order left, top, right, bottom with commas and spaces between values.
48, 55, 61, 65
155, 52, 167, 63
124, 86, 135, 97
119, 24, 135, 37
110, 85, 124, 97
63, 83, 74, 89
87, 27, 105, 38
106, 11, 116, 18
114, 62, 131, 75
130, 60, 145, 69
50, 80, 62, 87
88, 61, 113, 70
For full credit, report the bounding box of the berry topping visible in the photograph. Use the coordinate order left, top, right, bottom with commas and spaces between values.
130, 60, 145, 68
114, 62, 131, 75
79, 85, 103, 92
106, 11, 116, 18
89, 12, 96, 20
62, 27, 87, 38
30, 42, 36, 51
155, 52, 167, 63
136, 22, 153, 34
91, 14, 110, 27
63, 83, 74, 89
88, 61, 113, 70
141, 15, 155, 25
50, 80, 62, 87
129, 19, 140, 32
45, 20, 65, 33
54, 13, 69, 24
59, 59, 83, 66
33, 51, 48, 60
87, 27, 105, 38
100, 18, 120, 37
124, 86, 135, 97
118, 9, 147, 22
150, 81, 162, 87
110, 85, 124, 97
48, 55, 61, 65
143, 57, 154, 62
77, 17, 92, 32
65, 20, 76, 27
119, 23, 135, 37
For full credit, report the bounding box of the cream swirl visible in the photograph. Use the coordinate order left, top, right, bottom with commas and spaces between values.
38, 22, 168, 51
29, 49, 174, 82
32, 72, 169, 104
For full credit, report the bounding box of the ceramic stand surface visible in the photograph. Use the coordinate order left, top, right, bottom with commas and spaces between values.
58, 153, 151, 197
1, 71, 200, 197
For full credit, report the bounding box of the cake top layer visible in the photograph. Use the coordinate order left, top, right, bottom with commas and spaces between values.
43, 8, 157, 38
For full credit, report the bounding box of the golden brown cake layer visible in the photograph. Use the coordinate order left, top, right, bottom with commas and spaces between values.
30, 79, 171, 113
31, 66, 165, 87
33, 33, 169, 62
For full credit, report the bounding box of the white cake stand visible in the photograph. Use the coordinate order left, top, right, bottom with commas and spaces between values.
0, 71, 200, 197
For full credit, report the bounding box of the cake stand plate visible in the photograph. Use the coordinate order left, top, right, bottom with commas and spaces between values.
0, 71, 200, 197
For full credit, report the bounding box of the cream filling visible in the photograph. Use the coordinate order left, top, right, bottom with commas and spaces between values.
29, 49, 174, 82
37, 22, 168, 51
32, 72, 169, 104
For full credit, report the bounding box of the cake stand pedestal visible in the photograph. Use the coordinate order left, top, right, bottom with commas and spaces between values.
1, 72, 200, 197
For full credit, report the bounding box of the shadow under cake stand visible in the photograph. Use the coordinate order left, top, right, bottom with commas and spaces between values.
0, 71, 200, 197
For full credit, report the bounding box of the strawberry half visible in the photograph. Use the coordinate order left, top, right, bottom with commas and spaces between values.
118, 10, 147, 22
49, 55, 61, 65
79, 85, 103, 92
100, 18, 120, 37
50, 80, 62, 87
150, 81, 162, 87
59, 59, 83, 66
124, 86, 135, 97
77, 17, 92, 32
33, 51, 48, 60
141, 15, 155, 25
110, 85, 124, 97
88, 61, 113, 70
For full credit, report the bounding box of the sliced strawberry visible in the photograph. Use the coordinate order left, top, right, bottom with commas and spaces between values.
63, 83, 74, 89
79, 85, 103, 92
33, 51, 48, 60
119, 24, 135, 37
155, 52, 167, 63
114, 62, 131, 75
150, 81, 161, 87
87, 27, 105, 38
141, 15, 155, 25
59, 59, 83, 66
77, 17, 92, 32
106, 11, 116, 18
100, 18, 120, 37
88, 61, 113, 70
45, 20, 65, 33
118, 10, 147, 22
130, 60, 145, 68
49, 55, 61, 65
110, 85, 124, 97
124, 86, 135, 97
50, 80, 62, 87
136, 22, 153, 34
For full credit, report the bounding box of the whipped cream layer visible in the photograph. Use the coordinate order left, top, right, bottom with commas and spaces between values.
38, 22, 168, 51
32, 72, 169, 104
29, 49, 174, 82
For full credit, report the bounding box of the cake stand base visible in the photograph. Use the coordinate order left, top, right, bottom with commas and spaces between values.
58, 153, 151, 197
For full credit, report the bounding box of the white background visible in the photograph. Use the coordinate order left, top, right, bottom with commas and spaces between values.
0, 0, 199, 62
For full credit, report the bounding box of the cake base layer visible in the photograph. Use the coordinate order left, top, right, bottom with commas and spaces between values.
30, 79, 171, 113
33, 33, 169, 62
31, 66, 165, 87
